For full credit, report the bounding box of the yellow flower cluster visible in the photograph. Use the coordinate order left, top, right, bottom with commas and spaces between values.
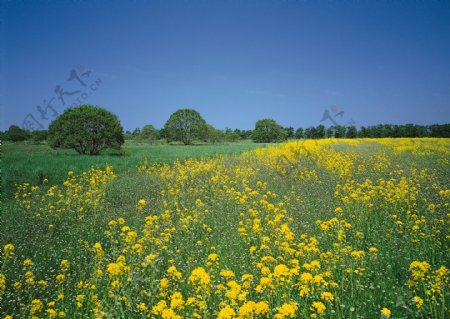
14, 165, 116, 219
408, 261, 449, 310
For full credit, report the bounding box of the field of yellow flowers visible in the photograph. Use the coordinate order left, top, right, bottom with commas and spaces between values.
1, 138, 449, 318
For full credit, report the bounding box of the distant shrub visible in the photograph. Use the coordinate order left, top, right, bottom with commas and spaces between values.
4, 125, 30, 142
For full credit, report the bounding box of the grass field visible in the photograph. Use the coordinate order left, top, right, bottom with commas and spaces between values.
1, 138, 449, 318
1, 141, 264, 200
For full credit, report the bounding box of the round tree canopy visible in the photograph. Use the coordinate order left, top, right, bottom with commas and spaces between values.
48, 104, 124, 155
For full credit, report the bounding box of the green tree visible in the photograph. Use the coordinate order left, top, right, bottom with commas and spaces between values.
139, 124, 160, 144
346, 126, 357, 138
163, 109, 207, 145
285, 126, 295, 139
252, 119, 287, 143
315, 125, 325, 139
31, 130, 48, 143
334, 125, 346, 138
205, 124, 225, 144
295, 128, 304, 139
5, 125, 30, 142
304, 127, 313, 139
131, 128, 141, 138
326, 127, 334, 138
48, 104, 124, 155
225, 131, 240, 143
358, 126, 368, 138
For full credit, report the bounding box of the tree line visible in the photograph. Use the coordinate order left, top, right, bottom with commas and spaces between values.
1, 105, 449, 155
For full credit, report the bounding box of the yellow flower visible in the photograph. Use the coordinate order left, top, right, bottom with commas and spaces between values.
93, 242, 104, 258
411, 296, 423, 309
254, 301, 269, 314
186, 297, 196, 306
208, 253, 219, 262
152, 300, 167, 315
142, 254, 158, 267
60, 260, 70, 272
225, 281, 242, 300
410, 261, 430, 280
300, 272, 313, 283
37, 280, 47, 289
170, 292, 184, 310
320, 292, 334, 302
195, 198, 204, 207
167, 266, 182, 280
218, 305, 235, 319
137, 302, 147, 311
132, 243, 143, 254
381, 307, 391, 318
220, 269, 235, 279
351, 250, 365, 260
188, 267, 211, 288
274, 301, 298, 319
137, 199, 147, 210
256, 276, 273, 292
159, 278, 169, 290
0, 274, 6, 293
30, 299, 43, 315
273, 264, 290, 280
107, 263, 123, 276
310, 301, 326, 314
3, 244, 14, 256
23, 259, 33, 267
124, 231, 137, 243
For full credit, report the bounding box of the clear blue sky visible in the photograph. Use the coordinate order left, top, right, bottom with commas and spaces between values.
2, 0, 450, 131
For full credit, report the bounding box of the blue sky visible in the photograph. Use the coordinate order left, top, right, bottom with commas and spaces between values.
2, 0, 450, 131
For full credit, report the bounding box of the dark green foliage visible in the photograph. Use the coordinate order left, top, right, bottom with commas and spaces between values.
31, 130, 48, 143
252, 119, 287, 143
346, 126, 357, 138
429, 124, 450, 137
204, 124, 225, 144
4, 125, 30, 142
163, 109, 207, 145
139, 124, 160, 144
48, 104, 124, 155
316, 124, 326, 138
296, 123, 449, 139
285, 126, 295, 138
304, 127, 315, 139
131, 128, 141, 138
